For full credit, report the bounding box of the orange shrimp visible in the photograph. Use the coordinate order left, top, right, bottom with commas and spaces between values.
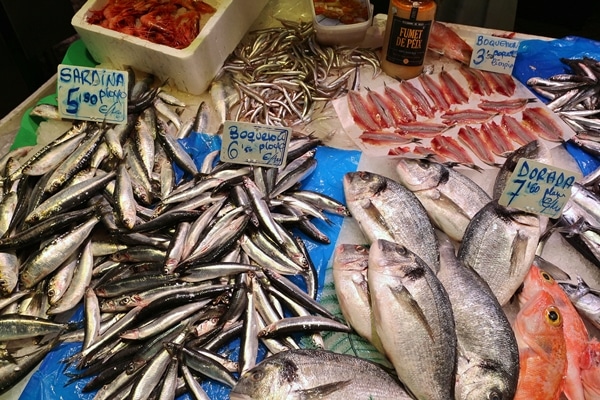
87, 0, 215, 49
580, 339, 600, 399
519, 264, 589, 400
513, 290, 567, 400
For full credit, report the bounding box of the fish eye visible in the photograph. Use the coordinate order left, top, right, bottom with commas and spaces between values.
488, 391, 502, 400
546, 306, 562, 326
540, 270, 554, 284
250, 371, 264, 381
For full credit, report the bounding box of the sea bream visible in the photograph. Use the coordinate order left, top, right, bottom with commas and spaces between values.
331, 243, 384, 353
458, 200, 541, 306
368, 239, 456, 400
230, 349, 413, 399
437, 232, 519, 400
343, 171, 440, 272
394, 157, 491, 242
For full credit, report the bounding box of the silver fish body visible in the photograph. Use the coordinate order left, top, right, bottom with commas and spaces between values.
368, 239, 457, 400
343, 171, 440, 272
560, 277, 600, 330
437, 232, 519, 400
230, 349, 412, 400
331, 243, 384, 353
395, 157, 491, 241
458, 200, 541, 305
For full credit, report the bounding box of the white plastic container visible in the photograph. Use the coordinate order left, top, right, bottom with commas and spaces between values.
311, 0, 373, 46
72, 0, 268, 95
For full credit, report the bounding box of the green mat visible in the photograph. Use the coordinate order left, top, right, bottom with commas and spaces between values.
12, 39, 98, 150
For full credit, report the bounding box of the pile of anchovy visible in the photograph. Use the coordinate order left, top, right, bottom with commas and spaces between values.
526, 57, 600, 188
214, 19, 380, 127
0, 68, 354, 398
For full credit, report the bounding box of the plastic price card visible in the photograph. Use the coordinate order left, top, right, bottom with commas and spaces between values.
57, 64, 128, 124
498, 158, 577, 218
470, 34, 520, 75
221, 121, 291, 167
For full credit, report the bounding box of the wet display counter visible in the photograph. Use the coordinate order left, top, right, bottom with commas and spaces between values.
1, 1, 600, 399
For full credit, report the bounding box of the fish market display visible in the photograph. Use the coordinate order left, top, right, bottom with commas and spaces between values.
230, 348, 412, 399
333, 66, 575, 167
0, 72, 358, 398
87, 0, 217, 49
12, 13, 600, 400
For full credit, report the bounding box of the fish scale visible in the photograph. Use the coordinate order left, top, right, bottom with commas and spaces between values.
368, 239, 457, 400
343, 170, 440, 273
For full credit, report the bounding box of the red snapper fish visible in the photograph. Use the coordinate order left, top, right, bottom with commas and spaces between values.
428, 21, 473, 65
580, 339, 600, 399
513, 290, 567, 400
518, 264, 589, 400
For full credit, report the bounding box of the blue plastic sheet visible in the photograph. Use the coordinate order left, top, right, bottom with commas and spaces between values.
20, 133, 361, 400
513, 36, 600, 176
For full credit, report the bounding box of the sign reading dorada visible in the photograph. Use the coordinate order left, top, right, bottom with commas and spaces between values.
498, 158, 577, 218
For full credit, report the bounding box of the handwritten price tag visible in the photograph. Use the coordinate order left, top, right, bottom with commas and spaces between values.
57, 65, 128, 124
469, 34, 520, 75
498, 159, 576, 218
221, 121, 291, 167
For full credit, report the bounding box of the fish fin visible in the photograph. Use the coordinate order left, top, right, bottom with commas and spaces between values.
362, 201, 395, 238
294, 380, 352, 399
508, 230, 532, 278
391, 285, 436, 340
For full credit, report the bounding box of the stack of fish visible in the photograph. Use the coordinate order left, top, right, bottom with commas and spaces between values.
213, 19, 380, 127
329, 139, 600, 399
0, 70, 359, 399
526, 56, 600, 186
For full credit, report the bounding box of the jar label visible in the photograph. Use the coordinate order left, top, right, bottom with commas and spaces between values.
385, 17, 432, 66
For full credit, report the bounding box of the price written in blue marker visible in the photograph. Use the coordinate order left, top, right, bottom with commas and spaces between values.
57, 64, 128, 124
469, 34, 520, 75
221, 121, 291, 168
498, 159, 577, 218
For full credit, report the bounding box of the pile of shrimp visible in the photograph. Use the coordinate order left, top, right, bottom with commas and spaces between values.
87, 0, 216, 49
313, 0, 369, 24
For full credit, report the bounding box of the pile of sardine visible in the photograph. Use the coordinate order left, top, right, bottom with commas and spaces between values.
0, 78, 354, 398
213, 19, 380, 127
319, 139, 600, 400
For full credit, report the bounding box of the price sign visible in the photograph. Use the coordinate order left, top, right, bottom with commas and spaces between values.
498, 159, 577, 218
469, 34, 520, 74
221, 121, 291, 167
57, 65, 128, 124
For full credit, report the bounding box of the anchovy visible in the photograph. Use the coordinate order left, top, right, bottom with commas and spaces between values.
20, 216, 100, 288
